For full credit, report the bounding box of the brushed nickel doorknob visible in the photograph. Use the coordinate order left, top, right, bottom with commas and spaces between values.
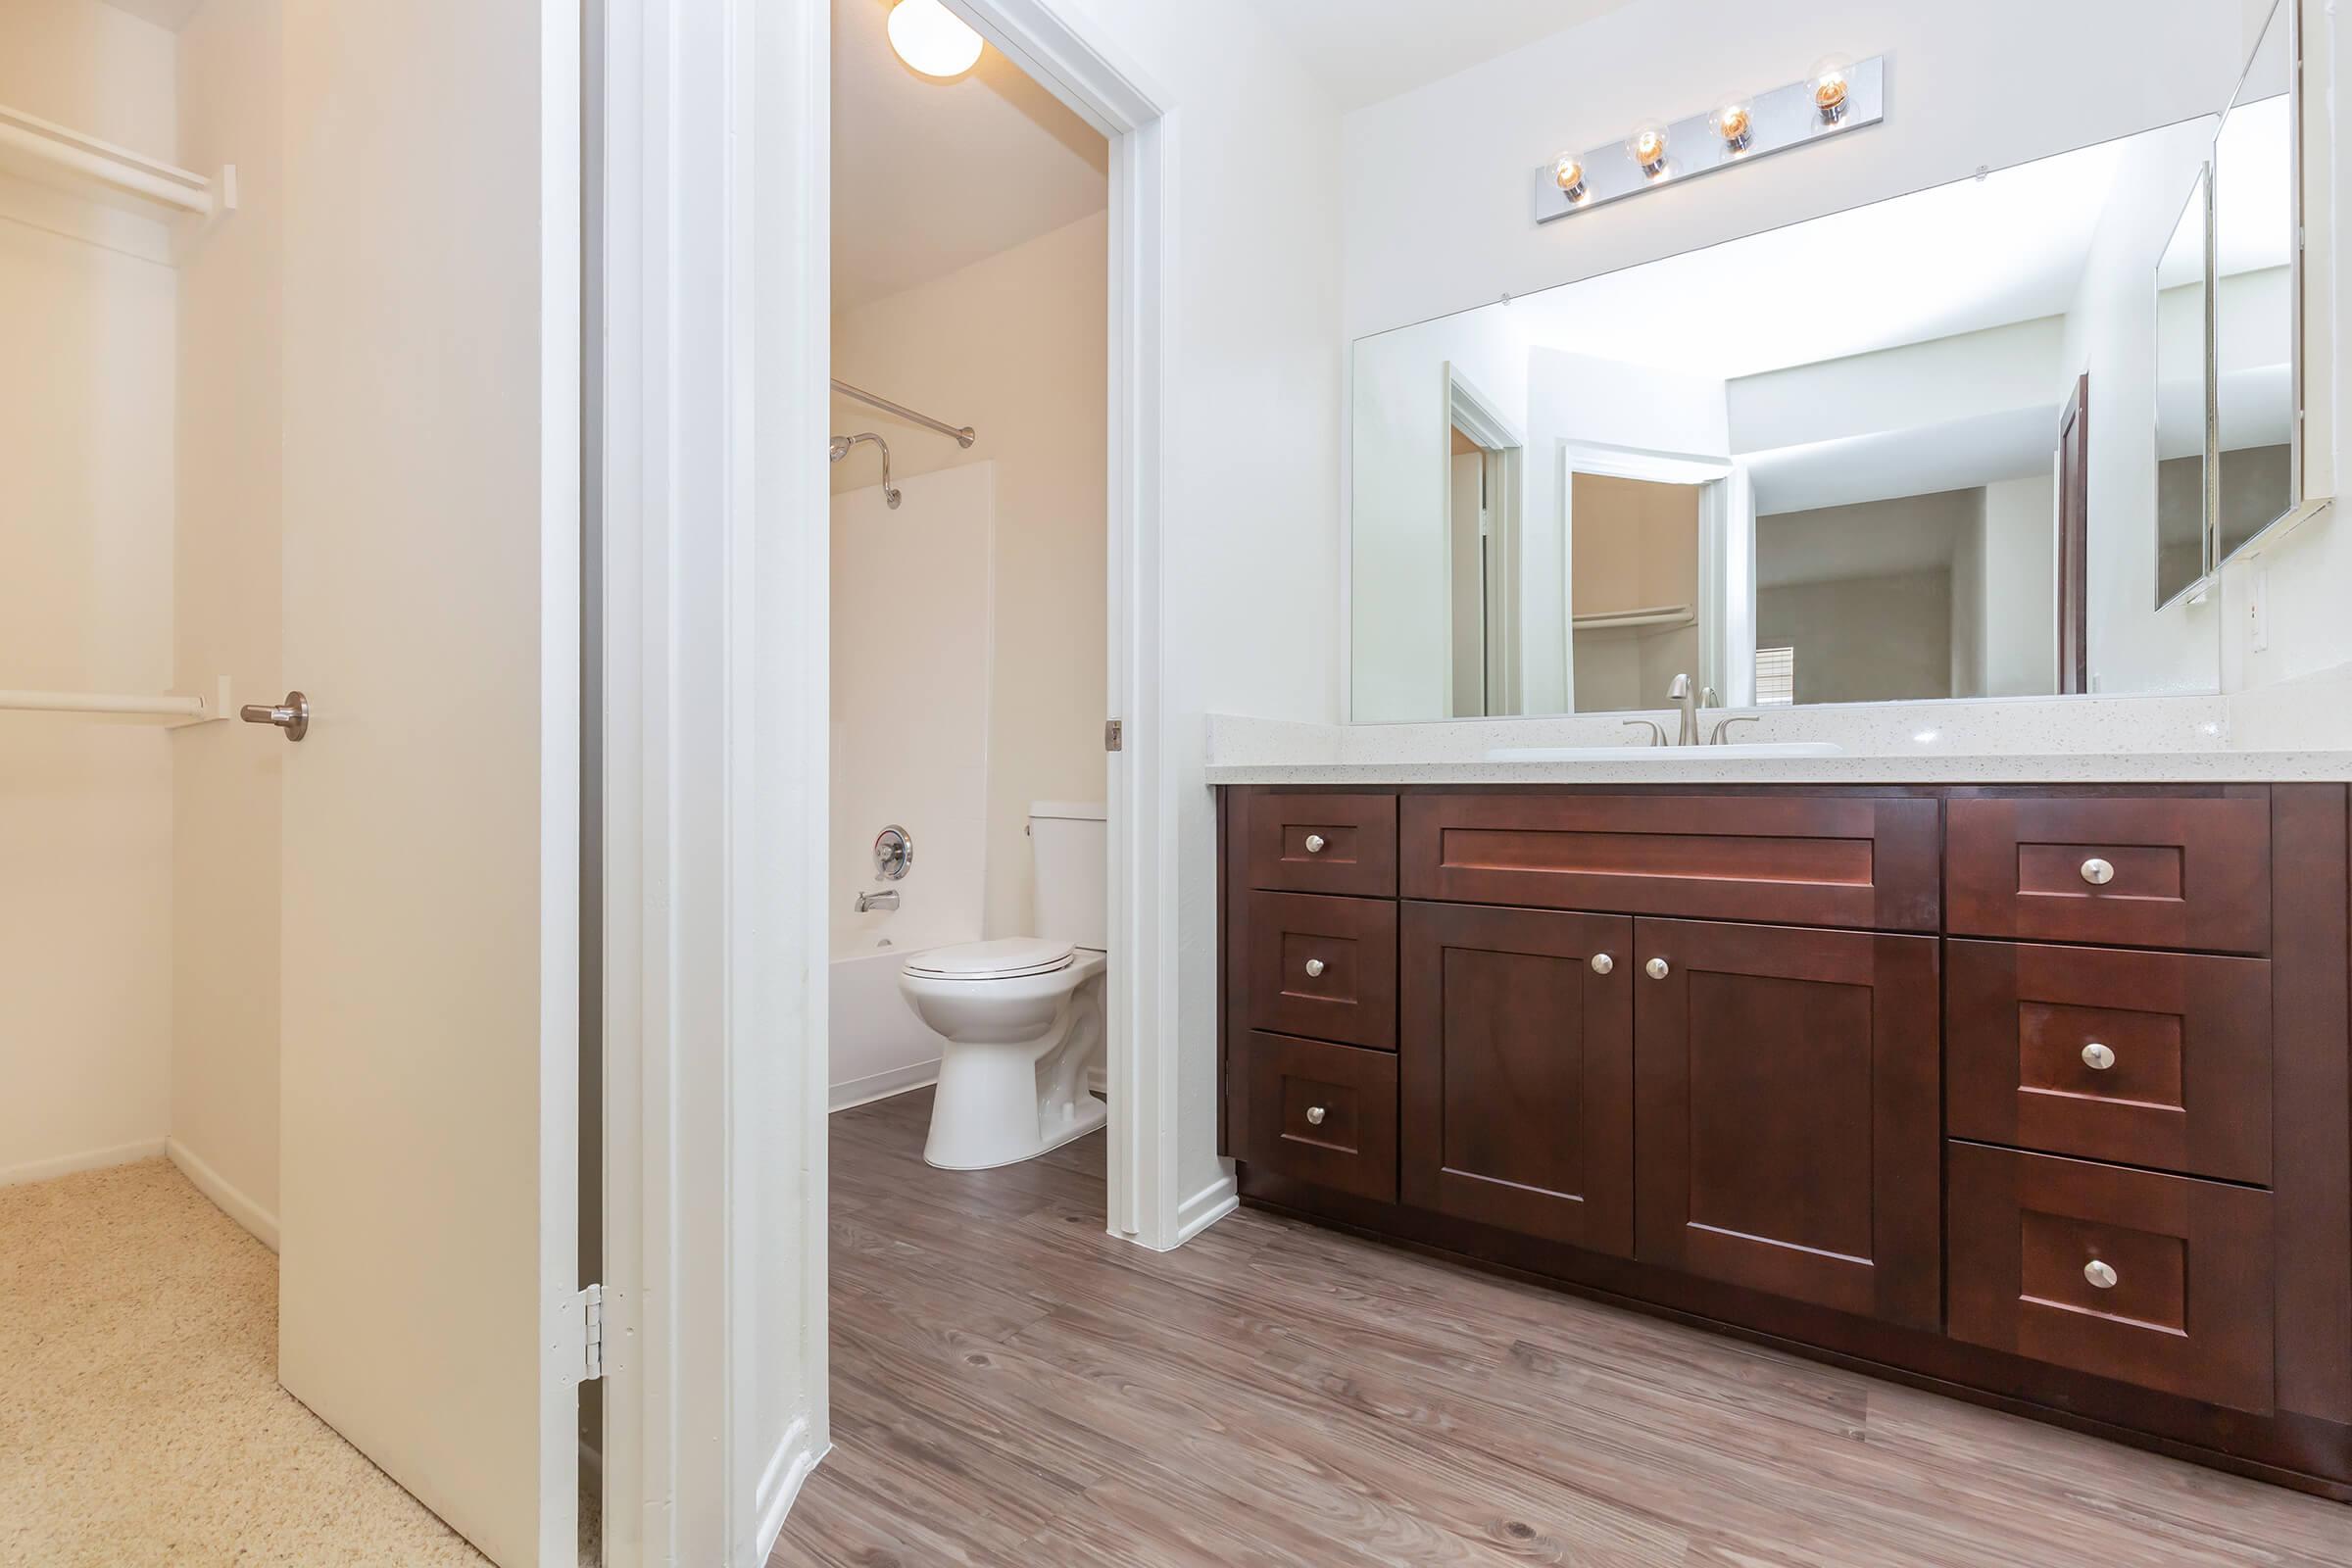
1644, 957, 1670, 980
2082, 1042, 2115, 1071
1591, 954, 1614, 975
2084, 1259, 2118, 1290
239, 690, 309, 742
2081, 857, 2116, 886
1305, 1105, 1326, 1126
1303, 833, 1327, 854
1303, 957, 1326, 978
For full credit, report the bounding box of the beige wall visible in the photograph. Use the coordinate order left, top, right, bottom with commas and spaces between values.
171, 0, 284, 1236
831, 210, 1106, 941
1570, 473, 1699, 714
0, 0, 179, 1183
1759, 569, 1955, 707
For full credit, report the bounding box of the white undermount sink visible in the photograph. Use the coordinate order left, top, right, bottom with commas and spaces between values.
1483, 741, 1847, 762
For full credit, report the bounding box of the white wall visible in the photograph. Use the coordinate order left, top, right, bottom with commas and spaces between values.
2060, 118, 2226, 694
830, 212, 1107, 945
1981, 472, 2059, 696
1049, 0, 1344, 1233
1341, 0, 2248, 339
170, 0, 284, 1242
0, 0, 180, 1185
1727, 318, 2067, 455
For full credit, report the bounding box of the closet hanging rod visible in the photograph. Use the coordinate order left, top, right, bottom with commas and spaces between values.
0, 676, 232, 725
831, 379, 976, 448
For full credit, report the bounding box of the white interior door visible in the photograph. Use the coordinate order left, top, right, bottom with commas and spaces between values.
273, 5, 581, 1566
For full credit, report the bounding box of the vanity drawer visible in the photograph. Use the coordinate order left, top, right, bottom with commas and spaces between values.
1946, 794, 2272, 955
1238, 790, 1397, 898
1399, 792, 1939, 931
1239, 1031, 1398, 1202
1947, 941, 2272, 1184
1238, 891, 1397, 1050
1947, 1143, 2274, 1413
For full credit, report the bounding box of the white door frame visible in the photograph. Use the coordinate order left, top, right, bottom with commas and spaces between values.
1446, 365, 1526, 714
595, 1, 1178, 1562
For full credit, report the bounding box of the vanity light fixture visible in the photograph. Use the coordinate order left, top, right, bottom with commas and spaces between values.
1551, 153, 1589, 203
887, 0, 984, 78
1712, 95, 1755, 154
1532, 54, 1885, 224
1629, 122, 1671, 178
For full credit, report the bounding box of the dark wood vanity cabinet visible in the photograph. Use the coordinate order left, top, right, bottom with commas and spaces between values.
1220, 782, 2352, 1499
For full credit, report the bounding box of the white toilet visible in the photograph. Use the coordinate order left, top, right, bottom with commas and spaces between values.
898, 802, 1108, 1169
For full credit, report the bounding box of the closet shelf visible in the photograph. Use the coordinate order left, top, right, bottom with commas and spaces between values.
1, 677, 233, 727
0, 102, 222, 219
1573, 604, 1694, 632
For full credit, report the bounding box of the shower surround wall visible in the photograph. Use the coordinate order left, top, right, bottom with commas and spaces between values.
831, 210, 1109, 944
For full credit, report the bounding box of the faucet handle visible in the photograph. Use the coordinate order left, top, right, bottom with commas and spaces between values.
1706, 714, 1762, 746
1621, 719, 1667, 748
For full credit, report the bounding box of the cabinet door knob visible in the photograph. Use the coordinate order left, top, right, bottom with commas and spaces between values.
1591, 954, 1614, 975
2081, 857, 2116, 886
2083, 1259, 2118, 1290
2082, 1042, 2115, 1071
1305, 1105, 1326, 1126
1644, 957, 1670, 980
1303, 957, 1326, 978
1303, 833, 1327, 855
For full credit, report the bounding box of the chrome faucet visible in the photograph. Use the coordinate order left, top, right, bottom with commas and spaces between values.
1668, 673, 1700, 746
855, 889, 900, 913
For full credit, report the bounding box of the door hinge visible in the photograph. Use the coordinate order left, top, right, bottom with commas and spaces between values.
1104, 718, 1124, 752
561, 1284, 605, 1384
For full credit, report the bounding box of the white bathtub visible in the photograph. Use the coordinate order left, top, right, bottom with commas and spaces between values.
828, 929, 954, 1111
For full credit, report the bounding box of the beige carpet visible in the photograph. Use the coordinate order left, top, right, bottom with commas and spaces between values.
0, 1158, 491, 1568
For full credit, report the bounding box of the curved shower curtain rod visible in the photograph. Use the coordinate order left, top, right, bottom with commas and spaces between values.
831, 379, 977, 448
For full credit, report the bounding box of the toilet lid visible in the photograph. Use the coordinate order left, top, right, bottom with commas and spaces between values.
904, 937, 1076, 981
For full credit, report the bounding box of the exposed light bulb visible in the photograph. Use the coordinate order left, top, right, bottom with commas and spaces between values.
1628, 122, 1669, 178
1712, 96, 1754, 153
888, 0, 984, 78
1551, 153, 1588, 202
1809, 54, 1853, 122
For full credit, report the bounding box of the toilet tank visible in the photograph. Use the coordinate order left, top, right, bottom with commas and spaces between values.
1030, 801, 1107, 949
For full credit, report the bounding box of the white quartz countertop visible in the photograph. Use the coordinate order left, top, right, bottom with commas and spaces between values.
1205, 671, 2352, 787
1204, 750, 2352, 786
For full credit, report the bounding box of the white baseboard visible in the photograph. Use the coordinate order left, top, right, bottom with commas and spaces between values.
166, 1137, 280, 1253
1171, 1167, 1240, 1250
753, 1418, 827, 1564
828, 1059, 940, 1112
0, 1138, 167, 1190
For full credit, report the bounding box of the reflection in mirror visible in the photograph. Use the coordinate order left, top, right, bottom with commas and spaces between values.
2214, 0, 2298, 563
2154, 165, 2212, 609
1351, 117, 2226, 721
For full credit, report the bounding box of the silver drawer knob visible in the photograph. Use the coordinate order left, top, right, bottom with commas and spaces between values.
2082, 1042, 2115, 1071
1591, 954, 1614, 975
1645, 957, 1670, 980
2084, 1259, 2118, 1290
1305, 1105, 1326, 1126
1303, 957, 1326, 978
1303, 833, 1327, 855
2081, 857, 2116, 886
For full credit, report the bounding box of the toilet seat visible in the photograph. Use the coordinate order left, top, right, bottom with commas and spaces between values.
903, 936, 1076, 982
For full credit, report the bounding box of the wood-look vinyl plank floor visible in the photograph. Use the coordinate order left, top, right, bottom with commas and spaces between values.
773, 1089, 2352, 1567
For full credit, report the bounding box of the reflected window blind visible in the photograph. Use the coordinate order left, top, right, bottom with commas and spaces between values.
1755, 646, 1795, 707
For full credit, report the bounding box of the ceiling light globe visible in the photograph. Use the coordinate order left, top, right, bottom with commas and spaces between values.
888, 0, 984, 78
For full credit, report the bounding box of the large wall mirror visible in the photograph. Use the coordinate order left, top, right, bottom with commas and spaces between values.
1350, 1, 2313, 721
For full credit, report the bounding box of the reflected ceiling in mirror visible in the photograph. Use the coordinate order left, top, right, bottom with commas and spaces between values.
1352, 118, 2229, 722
